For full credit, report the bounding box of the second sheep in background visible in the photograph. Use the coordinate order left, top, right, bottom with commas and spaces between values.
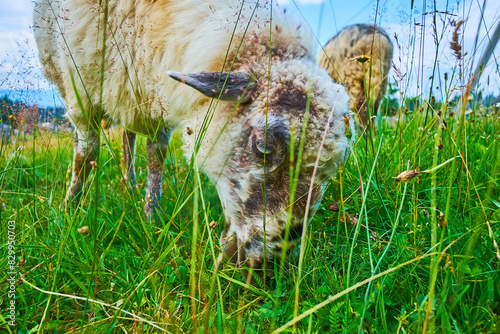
318, 24, 393, 128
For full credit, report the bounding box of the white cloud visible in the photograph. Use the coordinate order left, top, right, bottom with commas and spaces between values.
0, 0, 51, 90
385, 1, 500, 98
0, 0, 34, 30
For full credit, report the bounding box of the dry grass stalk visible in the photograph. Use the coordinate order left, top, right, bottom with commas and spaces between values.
396, 157, 459, 183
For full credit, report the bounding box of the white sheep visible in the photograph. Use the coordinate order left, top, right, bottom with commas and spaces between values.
318, 24, 393, 127
34, 0, 353, 275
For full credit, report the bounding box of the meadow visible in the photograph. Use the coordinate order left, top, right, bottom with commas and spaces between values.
1, 93, 498, 333
1, 1, 500, 333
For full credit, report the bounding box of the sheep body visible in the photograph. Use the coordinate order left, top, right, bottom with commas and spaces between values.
34, 0, 353, 274
318, 24, 393, 127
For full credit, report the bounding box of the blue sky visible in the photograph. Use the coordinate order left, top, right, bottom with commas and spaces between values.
0, 0, 499, 107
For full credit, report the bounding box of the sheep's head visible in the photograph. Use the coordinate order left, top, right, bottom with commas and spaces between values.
168, 59, 352, 278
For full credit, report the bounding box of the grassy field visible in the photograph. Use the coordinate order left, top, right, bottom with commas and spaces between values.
1, 0, 500, 332
1, 96, 499, 333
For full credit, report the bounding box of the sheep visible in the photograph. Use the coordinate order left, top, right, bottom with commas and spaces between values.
318, 24, 393, 128
33, 0, 353, 275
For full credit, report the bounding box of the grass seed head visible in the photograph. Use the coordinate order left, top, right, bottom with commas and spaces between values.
395, 169, 419, 182
100, 119, 111, 130
329, 202, 340, 212
342, 114, 352, 138
350, 213, 359, 227
77, 226, 90, 235
438, 119, 447, 129
438, 211, 446, 227
450, 19, 465, 61
339, 212, 359, 227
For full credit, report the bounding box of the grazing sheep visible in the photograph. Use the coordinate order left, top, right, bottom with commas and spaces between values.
34, 0, 353, 275
318, 24, 393, 127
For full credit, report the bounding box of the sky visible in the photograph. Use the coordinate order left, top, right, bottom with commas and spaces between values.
0, 0, 499, 107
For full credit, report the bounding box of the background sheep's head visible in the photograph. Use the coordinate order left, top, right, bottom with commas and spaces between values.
169, 59, 352, 277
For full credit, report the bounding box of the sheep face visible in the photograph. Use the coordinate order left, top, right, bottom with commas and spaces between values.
172, 60, 352, 277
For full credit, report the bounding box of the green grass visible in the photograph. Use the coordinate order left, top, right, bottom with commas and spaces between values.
1, 99, 499, 333
2, 1, 500, 332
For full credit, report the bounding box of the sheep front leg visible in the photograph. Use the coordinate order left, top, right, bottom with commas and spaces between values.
65, 127, 100, 207
144, 128, 170, 221
121, 129, 137, 188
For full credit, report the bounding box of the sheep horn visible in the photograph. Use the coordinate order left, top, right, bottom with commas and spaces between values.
166, 71, 252, 103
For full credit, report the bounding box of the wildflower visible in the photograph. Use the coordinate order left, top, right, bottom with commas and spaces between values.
354, 54, 371, 63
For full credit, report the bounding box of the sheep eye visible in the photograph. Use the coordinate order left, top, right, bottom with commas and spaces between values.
252, 136, 272, 157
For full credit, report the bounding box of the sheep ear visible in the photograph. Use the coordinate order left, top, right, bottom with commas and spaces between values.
166, 71, 252, 102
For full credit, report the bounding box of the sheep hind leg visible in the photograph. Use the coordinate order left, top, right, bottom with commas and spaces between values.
144, 128, 170, 222
121, 129, 137, 190
65, 127, 100, 208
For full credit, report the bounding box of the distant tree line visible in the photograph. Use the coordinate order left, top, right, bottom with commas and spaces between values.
0, 95, 66, 131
